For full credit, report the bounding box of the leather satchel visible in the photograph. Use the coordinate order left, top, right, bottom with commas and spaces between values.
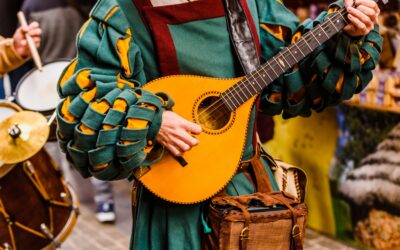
202, 145, 308, 250
203, 192, 307, 250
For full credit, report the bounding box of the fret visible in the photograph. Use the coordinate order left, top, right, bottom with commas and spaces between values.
294, 43, 305, 58
285, 47, 298, 65
252, 71, 267, 90
232, 85, 245, 103
241, 79, 254, 97
328, 17, 339, 32
260, 67, 273, 83
273, 57, 285, 73
227, 87, 242, 108
278, 51, 291, 71
320, 25, 330, 39
221, 93, 235, 111
310, 32, 321, 46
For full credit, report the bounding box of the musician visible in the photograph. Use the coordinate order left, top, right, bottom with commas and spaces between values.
0, 22, 41, 76
57, 0, 382, 249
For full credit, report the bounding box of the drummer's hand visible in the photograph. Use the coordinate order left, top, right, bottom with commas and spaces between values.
156, 111, 202, 157
12, 21, 42, 58
344, 0, 380, 37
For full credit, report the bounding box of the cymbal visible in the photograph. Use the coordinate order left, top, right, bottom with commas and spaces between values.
0, 111, 49, 164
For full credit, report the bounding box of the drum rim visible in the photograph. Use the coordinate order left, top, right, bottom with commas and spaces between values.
15, 59, 71, 115
0, 101, 23, 112
41, 183, 80, 250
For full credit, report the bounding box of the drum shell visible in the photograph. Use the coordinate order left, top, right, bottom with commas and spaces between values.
0, 149, 78, 249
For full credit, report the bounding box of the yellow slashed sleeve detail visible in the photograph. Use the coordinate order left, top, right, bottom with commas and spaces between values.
335, 72, 345, 93
269, 93, 282, 102
79, 124, 95, 134
328, 7, 340, 14
76, 69, 92, 89
117, 29, 133, 77
79, 18, 92, 39
59, 59, 78, 88
92, 100, 111, 114
260, 23, 286, 41
105, 6, 119, 22
101, 6, 119, 29
61, 96, 76, 122
81, 88, 97, 102
359, 49, 371, 65
117, 74, 136, 88
291, 31, 302, 44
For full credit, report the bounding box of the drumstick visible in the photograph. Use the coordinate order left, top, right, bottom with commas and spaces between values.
48, 111, 57, 126
17, 11, 43, 71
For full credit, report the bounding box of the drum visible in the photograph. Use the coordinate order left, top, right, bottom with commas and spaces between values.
0, 149, 79, 250
0, 101, 22, 122
15, 60, 71, 141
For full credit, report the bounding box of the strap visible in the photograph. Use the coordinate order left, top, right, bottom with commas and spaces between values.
248, 144, 273, 193
223, 0, 260, 75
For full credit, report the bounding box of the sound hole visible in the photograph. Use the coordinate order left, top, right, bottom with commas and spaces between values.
197, 96, 231, 130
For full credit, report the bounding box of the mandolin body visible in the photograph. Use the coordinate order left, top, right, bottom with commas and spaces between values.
141, 75, 257, 204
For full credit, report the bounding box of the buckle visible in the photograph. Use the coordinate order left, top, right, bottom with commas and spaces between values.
291, 224, 301, 238
240, 227, 250, 240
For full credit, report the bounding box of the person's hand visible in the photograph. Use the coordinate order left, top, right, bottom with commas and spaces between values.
12, 21, 41, 58
156, 111, 202, 157
344, 0, 380, 37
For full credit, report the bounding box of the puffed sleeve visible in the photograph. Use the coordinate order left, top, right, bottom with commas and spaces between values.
56, 0, 173, 181
257, 0, 383, 119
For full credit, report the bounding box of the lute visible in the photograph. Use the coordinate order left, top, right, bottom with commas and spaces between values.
138, 0, 388, 204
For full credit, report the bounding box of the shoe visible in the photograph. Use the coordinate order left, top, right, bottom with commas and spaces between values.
96, 202, 116, 223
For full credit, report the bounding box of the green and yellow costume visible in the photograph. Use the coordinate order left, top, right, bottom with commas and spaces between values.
56, 0, 382, 249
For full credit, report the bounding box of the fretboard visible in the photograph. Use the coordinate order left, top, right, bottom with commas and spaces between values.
221, 7, 349, 111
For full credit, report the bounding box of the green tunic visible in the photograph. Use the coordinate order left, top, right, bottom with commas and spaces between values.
56, 0, 382, 249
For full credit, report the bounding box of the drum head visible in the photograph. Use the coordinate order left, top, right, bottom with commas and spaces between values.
16, 60, 70, 114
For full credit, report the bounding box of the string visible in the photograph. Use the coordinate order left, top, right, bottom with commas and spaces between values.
196, 7, 348, 124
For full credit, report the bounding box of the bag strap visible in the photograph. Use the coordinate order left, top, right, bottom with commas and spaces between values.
248, 144, 273, 193
270, 194, 304, 250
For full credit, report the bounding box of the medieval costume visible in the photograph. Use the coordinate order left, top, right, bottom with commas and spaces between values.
0, 37, 27, 76
56, 0, 382, 249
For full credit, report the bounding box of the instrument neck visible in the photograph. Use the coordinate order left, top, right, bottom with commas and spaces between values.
221, 7, 349, 111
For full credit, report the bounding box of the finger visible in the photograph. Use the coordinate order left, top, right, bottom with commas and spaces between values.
348, 7, 373, 25
20, 26, 29, 33
175, 131, 199, 147
183, 122, 202, 134
172, 138, 191, 152
347, 13, 369, 34
28, 22, 40, 29
349, 7, 374, 30
344, 0, 353, 7
20, 40, 27, 46
354, 0, 379, 11
357, 5, 378, 24
28, 28, 42, 37
166, 144, 183, 157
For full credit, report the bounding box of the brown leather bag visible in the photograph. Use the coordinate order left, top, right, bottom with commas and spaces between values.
203, 146, 308, 250
203, 192, 307, 250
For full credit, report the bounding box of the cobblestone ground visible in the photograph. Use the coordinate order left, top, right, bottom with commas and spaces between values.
59, 177, 359, 250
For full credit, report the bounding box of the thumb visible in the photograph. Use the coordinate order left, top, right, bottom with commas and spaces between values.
184, 121, 202, 134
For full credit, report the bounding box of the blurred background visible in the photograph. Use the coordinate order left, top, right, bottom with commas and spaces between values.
0, 0, 400, 249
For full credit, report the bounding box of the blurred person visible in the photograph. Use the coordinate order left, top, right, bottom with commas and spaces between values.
21, 0, 116, 223
0, 22, 41, 77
